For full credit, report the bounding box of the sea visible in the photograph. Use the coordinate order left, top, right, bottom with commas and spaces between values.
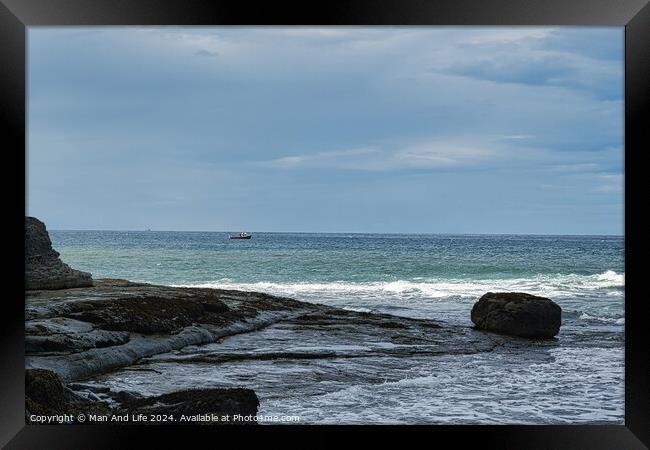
50, 231, 625, 424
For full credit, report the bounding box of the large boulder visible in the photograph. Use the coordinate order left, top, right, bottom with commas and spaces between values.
25, 216, 93, 290
471, 292, 561, 338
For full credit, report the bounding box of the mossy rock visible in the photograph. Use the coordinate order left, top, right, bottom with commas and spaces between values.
25, 369, 113, 420
25, 369, 67, 415
124, 388, 260, 424
62, 293, 230, 334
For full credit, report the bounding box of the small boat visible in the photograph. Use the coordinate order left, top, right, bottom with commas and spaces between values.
229, 232, 252, 240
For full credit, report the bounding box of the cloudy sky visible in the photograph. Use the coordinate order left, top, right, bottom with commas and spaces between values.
27, 27, 623, 234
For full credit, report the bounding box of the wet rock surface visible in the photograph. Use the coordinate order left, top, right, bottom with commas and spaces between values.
25, 217, 93, 290
25, 279, 314, 381
471, 292, 562, 338
25, 278, 504, 424
25, 280, 500, 379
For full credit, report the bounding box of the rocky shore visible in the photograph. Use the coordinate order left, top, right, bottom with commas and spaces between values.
25, 216, 562, 424
25, 279, 504, 423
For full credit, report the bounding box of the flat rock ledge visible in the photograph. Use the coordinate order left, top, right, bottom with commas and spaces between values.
25, 279, 315, 382
471, 292, 562, 339
25, 217, 92, 290
25, 279, 507, 422
25, 279, 492, 383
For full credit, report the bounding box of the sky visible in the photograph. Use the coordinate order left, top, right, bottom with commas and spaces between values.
27, 27, 624, 234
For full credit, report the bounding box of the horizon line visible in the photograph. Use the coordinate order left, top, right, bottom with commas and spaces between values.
48, 228, 624, 237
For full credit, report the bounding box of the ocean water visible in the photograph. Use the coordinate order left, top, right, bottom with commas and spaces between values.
49, 231, 625, 424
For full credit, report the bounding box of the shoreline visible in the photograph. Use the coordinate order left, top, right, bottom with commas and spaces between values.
25, 278, 506, 423
27, 278, 507, 381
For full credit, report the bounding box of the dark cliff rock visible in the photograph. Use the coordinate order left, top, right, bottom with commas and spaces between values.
25, 216, 93, 290
471, 292, 561, 338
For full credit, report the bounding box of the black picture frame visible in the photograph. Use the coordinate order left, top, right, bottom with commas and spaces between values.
1, 0, 647, 447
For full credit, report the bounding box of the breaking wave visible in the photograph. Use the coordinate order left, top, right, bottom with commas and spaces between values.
173, 270, 624, 302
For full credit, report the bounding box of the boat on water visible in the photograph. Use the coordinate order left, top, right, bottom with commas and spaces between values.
229, 232, 252, 240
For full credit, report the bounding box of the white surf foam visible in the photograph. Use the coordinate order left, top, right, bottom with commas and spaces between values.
579, 312, 625, 325
342, 306, 372, 313
172, 271, 624, 306
595, 270, 625, 286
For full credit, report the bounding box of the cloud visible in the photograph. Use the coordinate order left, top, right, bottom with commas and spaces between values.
259, 139, 507, 171
260, 148, 379, 169
550, 163, 602, 173
499, 135, 534, 140
441, 54, 572, 85
430, 28, 622, 100
195, 49, 219, 57
258, 137, 623, 179
596, 174, 624, 193
461, 28, 555, 45
387, 141, 496, 169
